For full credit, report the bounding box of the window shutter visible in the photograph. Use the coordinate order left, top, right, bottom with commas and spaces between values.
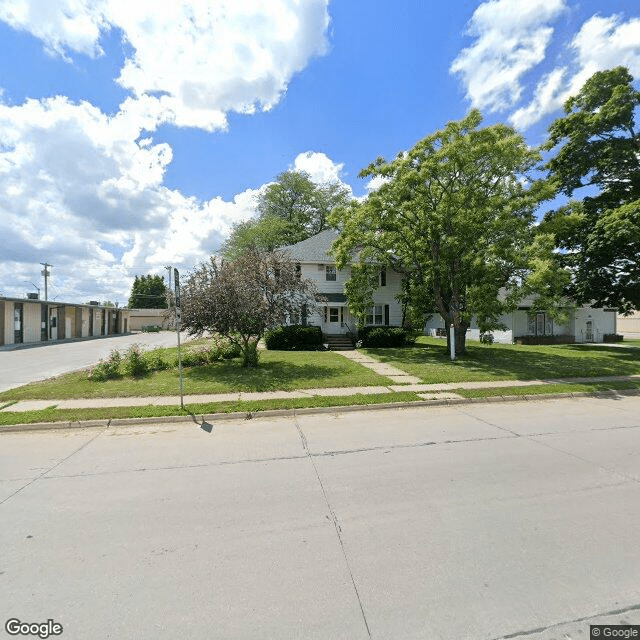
384, 304, 390, 325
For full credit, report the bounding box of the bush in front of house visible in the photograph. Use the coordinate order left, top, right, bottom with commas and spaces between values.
144, 347, 173, 371
603, 333, 624, 343
357, 326, 412, 348
89, 349, 122, 381
180, 336, 242, 366
264, 325, 324, 350
122, 344, 150, 377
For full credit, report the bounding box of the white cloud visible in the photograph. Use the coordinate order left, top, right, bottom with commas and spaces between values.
0, 0, 331, 131
0, 1, 333, 302
0, 0, 107, 58
0, 96, 260, 302
292, 151, 345, 184
510, 14, 640, 129
450, 0, 567, 112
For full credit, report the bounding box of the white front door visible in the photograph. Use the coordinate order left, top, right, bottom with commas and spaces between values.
323, 306, 349, 334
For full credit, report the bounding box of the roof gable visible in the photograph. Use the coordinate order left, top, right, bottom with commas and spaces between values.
280, 228, 339, 263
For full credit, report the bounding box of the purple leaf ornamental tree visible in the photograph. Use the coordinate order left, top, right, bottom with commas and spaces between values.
180, 247, 317, 367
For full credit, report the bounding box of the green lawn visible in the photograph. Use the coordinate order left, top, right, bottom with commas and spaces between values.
0, 392, 422, 426
362, 336, 640, 383
0, 349, 388, 401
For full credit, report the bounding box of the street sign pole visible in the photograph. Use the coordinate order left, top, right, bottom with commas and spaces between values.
174, 268, 184, 409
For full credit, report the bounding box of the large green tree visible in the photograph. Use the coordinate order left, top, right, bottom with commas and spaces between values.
543, 67, 640, 312
223, 171, 350, 259
330, 110, 565, 355
127, 274, 168, 309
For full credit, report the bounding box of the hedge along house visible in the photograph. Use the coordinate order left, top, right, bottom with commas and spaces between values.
424, 297, 617, 344
280, 229, 404, 340
0, 297, 130, 347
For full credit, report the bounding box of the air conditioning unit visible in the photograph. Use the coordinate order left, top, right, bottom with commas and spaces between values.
26, 292, 39, 300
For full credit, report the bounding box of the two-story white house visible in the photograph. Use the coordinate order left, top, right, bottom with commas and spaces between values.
281, 229, 404, 338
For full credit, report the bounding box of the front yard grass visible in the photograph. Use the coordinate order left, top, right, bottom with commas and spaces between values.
362, 336, 640, 383
0, 349, 387, 402
0, 392, 422, 426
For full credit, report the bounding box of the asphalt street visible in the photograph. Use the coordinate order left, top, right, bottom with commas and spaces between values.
0, 332, 189, 393
2, 396, 640, 639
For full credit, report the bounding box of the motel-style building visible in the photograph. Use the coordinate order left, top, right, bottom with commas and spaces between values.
0, 297, 130, 347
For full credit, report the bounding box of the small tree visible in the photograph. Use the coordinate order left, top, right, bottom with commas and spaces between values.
180, 247, 317, 367
128, 275, 169, 309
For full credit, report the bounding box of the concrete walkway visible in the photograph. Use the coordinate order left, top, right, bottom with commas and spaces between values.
2, 374, 639, 413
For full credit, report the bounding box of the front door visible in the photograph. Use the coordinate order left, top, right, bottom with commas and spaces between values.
324, 306, 348, 334
585, 320, 594, 342
13, 304, 23, 344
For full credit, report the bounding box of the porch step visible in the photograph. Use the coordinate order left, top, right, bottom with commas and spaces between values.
324, 335, 355, 351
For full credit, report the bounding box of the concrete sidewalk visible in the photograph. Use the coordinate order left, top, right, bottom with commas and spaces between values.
2, 374, 639, 413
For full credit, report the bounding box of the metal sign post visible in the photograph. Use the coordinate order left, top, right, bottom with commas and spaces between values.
450, 324, 456, 361
174, 268, 184, 409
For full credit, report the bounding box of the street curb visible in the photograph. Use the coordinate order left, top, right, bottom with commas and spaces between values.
2, 387, 640, 433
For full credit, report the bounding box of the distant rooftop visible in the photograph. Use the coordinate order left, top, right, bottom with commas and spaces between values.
280, 228, 339, 263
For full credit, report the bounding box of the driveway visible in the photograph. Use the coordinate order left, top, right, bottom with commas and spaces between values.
0, 331, 191, 393
2, 396, 639, 639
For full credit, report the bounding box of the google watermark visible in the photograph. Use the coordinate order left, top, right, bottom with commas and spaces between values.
5, 619, 63, 638
591, 626, 640, 639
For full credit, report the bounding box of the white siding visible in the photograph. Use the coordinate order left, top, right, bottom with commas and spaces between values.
424, 314, 513, 344
298, 262, 404, 329
573, 307, 616, 343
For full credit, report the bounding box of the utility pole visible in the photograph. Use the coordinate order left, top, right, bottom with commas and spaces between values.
40, 263, 52, 301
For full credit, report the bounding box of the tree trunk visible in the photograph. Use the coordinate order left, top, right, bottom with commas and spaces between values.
241, 338, 260, 367
454, 324, 467, 356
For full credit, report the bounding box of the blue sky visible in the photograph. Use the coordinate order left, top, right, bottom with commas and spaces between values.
0, 0, 639, 304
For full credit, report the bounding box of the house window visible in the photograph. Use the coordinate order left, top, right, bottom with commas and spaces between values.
366, 305, 384, 325
380, 268, 386, 287
527, 312, 553, 335
325, 265, 336, 281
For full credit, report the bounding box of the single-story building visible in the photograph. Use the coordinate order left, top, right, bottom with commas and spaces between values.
424, 301, 617, 344
128, 308, 172, 331
0, 297, 130, 347
617, 311, 640, 338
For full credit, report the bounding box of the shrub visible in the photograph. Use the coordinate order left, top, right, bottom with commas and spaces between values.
122, 344, 149, 377
180, 336, 242, 367
264, 325, 324, 350
357, 326, 411, 348
145, 348, 172, 371
90, 349, 122, 381
480, 332, 494, 344
141, 324, 162, 333
603, 333, 624, 343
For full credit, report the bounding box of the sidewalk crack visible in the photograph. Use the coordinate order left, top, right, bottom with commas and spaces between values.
0, 425, 108, 506
293, 410, 372, 639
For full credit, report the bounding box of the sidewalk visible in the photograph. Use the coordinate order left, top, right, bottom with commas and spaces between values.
3, 375, 639, 413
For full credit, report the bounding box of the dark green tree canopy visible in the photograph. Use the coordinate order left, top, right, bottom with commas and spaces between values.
223, 170, 350, 259
543, 66, 640, 312
127, 274, 168, 309
330, 110, 564, 355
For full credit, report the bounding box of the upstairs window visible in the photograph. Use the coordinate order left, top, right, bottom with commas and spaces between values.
325, 265, 337, 281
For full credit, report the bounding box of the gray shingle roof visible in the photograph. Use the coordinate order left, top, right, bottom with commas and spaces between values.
280, 228, 339, 262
